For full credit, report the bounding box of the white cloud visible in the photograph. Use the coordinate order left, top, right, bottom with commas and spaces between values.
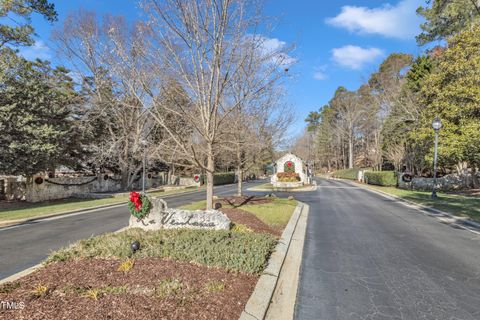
256, 36, 297, 67
19, 40, 52, 61
326, 0, 422, 39
313, 65, 328, 80
332, 45, 383, 69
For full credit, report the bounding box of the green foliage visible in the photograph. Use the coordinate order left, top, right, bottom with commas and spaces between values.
406, 55, 434, 93
412, 25, 480, 170
0, 49, 85, 176
46, 228, 277, 274
199, 172, 235, 185
364, 171, 397, 186
156, 278, 184, 298
283, 161, 295, 173
332, 168, 360, 180
416, 0, 480, 45
0, 0, 57, 48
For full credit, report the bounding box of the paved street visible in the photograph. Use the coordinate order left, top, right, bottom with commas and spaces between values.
294, 178, 480, 320
0, 182, 264, 280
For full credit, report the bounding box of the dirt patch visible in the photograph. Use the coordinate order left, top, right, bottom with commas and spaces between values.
220, 207, 280, 237
0, 258, 257, 320
219, 196, 272, 207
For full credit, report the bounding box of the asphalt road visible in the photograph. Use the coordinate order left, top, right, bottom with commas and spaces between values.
294, 178, 480, 320
0, 181, 265, 280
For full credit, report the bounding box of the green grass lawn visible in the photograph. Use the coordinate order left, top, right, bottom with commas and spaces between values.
180, 197, 297, 228
0, 187, 200, 222
251, 183, 274, 190
364, 185, 480, 222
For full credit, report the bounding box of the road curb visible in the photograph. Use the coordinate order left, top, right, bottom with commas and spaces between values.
239, 201, 308, 320
0, 188, 207, 229
334, 178, 480, 234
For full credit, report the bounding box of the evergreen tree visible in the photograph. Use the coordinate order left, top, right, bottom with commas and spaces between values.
0, 50, 82, 176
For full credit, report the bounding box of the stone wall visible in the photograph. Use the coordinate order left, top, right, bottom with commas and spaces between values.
24, 172, 196, 203
25, 175, 122, 202
0, 177, 26, 201
398, 172, 480, 191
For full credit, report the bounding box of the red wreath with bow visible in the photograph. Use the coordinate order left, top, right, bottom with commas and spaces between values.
129, 192, 142, 211
128, 192, 151, 220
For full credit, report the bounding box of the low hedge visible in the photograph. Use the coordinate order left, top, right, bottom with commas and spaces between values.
364, 171, 397, 186
332, 168, 360, 180
199, 172, 235, 185
46, 228, 277, 274
277, 172, 300, 182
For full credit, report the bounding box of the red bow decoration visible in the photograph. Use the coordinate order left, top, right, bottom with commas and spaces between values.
287, 161, 293, 167
129, 192, 142, 212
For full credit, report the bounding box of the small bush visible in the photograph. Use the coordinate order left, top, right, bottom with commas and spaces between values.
31, 284, 49, 297
204, 280, 225, 293
156, 278, 184, 299
117, 258, 135, 273
46, 228, 277, 274
364, 171, 397, 186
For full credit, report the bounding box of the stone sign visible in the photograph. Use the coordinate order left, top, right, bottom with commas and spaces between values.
129, 197, 230, 231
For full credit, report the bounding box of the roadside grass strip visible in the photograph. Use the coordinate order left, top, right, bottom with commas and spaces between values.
0, 187, 200, 222
364, 185, 480, 223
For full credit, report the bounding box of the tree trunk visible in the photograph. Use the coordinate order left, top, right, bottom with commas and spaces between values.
206, 143, 215, 210
237, 166, 243, 196
472, 167, 479, 189
348, 134, 354, 169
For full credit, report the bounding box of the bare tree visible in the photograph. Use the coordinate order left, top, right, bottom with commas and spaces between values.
53, 11, 169, 189
142, 0, 291, 208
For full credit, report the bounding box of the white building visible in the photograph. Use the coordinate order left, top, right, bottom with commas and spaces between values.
271, 153, 308, 187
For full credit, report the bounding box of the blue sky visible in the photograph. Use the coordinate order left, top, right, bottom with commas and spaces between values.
21, 0, 428, 136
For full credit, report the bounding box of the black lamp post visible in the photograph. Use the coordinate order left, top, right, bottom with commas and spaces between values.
431, 116, 442, 199
140, 139, 148, 195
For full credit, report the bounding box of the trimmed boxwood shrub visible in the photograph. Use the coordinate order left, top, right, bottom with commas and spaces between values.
364, 171, 397, 186
46, 228, 277, 274
332, 168, 360, 180
199, 172, 235, 185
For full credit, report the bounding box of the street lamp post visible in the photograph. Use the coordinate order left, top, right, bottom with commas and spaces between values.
140, 139, 148, 195
431, 116, 442, 199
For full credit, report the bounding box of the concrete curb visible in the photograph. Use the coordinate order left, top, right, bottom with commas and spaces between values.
334, 178, 480, 234
240, 201, 308, 320
0, 188, 206, 229
247, 185, 317, 193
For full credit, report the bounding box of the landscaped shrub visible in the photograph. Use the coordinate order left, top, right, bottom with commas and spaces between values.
199, 172, 235, 185
364, 171, 397, 186
46, 228, 277, 274
276, 172, 300, 182
332, 168, 360, 180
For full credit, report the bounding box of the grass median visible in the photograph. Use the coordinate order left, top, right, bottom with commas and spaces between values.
180, 197, 297, 229
0, 187, 201, 223
363, 185, 480, 223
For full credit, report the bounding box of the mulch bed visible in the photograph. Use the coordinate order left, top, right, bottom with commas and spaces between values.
0, 258, 257, 320
220, 207, 281, 237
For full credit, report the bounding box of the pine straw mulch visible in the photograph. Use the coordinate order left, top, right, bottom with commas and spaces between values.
218, 196, 281, 237
220, 207, 280, 237
0, 258, 257, 320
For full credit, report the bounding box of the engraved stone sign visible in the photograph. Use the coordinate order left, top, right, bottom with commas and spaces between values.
129, 197, 230, 231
